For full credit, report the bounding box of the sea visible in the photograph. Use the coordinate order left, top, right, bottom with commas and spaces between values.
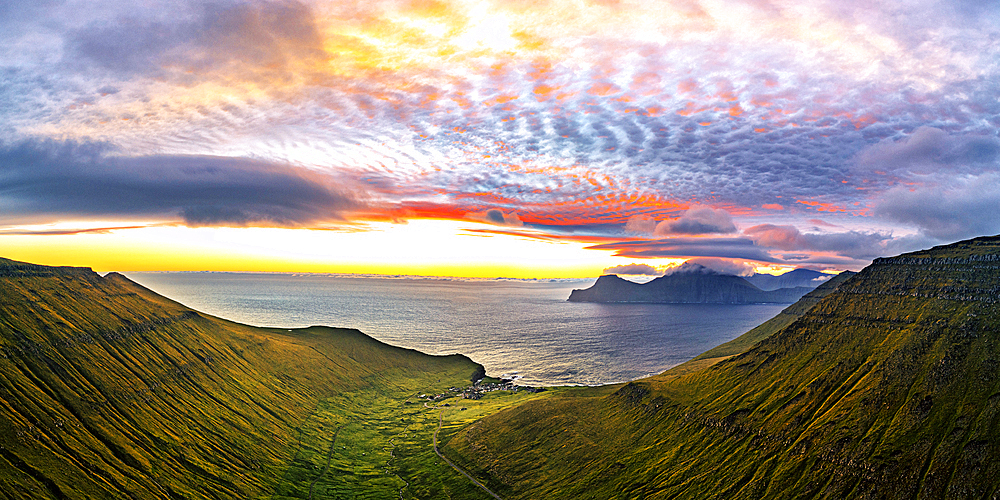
125, 272, 786, 387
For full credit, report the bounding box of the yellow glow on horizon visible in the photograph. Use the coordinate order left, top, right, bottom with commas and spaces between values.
0, 220, 628, 279
752, 264, 796, 276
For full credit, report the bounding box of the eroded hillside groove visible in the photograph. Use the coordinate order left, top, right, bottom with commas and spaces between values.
0, 259, 489, 499
445, 235, 1000, 499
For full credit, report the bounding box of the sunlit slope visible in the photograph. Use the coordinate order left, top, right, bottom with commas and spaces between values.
445, 235, 1000, 499
0, 258, 482, 499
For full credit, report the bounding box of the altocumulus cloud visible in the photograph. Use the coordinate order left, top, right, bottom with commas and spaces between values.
743, 224, 895, 261
874, 174, 1000, 241
625, 207, 738, 236
656, 207, 738, 235
0, 139, 365, 227
4, 0, 1000, 270
857, 127, 1000, 242
64, 0, 325, 84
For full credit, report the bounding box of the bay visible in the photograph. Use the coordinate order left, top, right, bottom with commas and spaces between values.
126, 272, 786, 386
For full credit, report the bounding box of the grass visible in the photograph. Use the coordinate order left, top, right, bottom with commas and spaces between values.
271, 380, 558, 499
0, 258, 520, 499
442, 235, 1000, 499
9, 234, 1000, 499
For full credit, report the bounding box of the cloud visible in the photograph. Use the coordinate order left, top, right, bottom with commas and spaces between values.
3, 0, 1000, 271
852, 127, 1000, 242
468, 209, 524, 226
0, 139, 365, 227
603, 263, 660, 276
64, 0, 325, 83
657, 257, 753, 277
742, 224, 805, 250
66, 17, 190, 75
655, 207, 737, 235
588, 236, 775, 262
855, 126, 1000, 176
661, 262, 719, 276
624, 215, 657, 234
807, 219, 843, 229
621, 207, 738, 236
743, 224, 895, 261
874, 173, 1000, 241
681, 257, 756, 277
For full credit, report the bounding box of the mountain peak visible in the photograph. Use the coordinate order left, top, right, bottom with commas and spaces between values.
570, 270, 810, 304
661, 262, 722, 276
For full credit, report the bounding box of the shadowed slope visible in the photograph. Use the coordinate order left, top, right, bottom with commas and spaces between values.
746, 268, 832, 291
654, 271, 856, 380
688, 271, 856, 363
0, 258, 482, 499
445, 236, 1000, 499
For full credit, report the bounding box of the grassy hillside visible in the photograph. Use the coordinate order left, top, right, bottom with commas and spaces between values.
688, 270, 856, 363
444, 235, 1000, 499
0, 258, 513, 499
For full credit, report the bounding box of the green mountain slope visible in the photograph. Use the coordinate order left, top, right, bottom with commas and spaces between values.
444, 235, 1000, 499
0, 258, 485, 499
690, 270, 856, 362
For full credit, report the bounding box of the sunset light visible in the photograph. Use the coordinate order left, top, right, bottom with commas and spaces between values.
2, 0, 998, 276
3, 2, 1000, 497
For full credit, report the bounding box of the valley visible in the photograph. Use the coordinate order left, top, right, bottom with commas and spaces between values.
3, 235, 1000, 498
442, 236, 1000, 498
0, 258, 548, 499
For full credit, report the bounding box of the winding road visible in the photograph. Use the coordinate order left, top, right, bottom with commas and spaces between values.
433, 409, 503, 500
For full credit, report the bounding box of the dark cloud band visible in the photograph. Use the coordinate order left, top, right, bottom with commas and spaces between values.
0, 139, 363, 227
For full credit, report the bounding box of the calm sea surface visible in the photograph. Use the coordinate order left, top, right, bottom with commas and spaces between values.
126, 272, 786, 386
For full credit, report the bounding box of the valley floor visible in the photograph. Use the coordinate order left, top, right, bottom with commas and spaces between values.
271, 376, 556, 499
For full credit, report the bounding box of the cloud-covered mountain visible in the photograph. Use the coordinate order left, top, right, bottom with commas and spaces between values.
568, 271, 810, 304
745, 268, 833, 291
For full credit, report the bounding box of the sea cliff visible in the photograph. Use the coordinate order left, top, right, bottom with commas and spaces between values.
568, 273, 811, 304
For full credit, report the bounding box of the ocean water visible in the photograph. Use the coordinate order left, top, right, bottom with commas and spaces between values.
126, 272, 786, 386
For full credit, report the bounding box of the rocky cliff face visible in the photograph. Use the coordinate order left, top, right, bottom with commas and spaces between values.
567, 273, 811, 304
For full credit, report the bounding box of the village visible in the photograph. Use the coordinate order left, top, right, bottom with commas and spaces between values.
414, 378, 546, 405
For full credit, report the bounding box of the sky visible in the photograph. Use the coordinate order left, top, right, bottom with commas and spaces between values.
2, 0, 999, 278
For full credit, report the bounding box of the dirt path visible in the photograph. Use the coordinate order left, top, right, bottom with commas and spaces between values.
433, 409, 503, 500
308, 424, 344, 500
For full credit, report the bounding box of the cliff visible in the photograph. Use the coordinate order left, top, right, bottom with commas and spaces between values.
567, 272, 811, 304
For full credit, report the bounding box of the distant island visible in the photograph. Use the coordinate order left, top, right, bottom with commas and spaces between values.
6, 235, 1000, 499
568, 265, 816, 304
744, 267, 833, 290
